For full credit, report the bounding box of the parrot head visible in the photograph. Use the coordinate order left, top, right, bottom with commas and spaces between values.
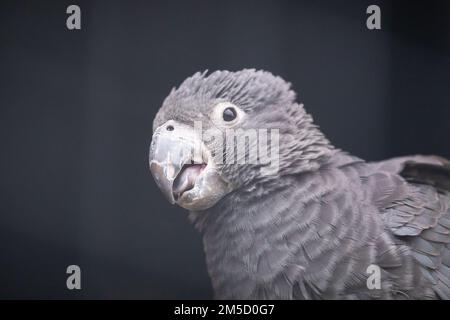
149, 69, 332, 211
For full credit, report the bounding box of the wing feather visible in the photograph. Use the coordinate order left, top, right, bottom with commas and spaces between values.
367, 155, 450, 299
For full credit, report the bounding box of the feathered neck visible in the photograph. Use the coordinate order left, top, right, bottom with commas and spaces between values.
188, 158, 348, 298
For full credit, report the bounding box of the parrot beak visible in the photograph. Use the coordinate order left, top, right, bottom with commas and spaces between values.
149, 121, 232, 211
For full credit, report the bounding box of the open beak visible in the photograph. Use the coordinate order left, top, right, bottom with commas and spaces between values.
149, 120, 231, 211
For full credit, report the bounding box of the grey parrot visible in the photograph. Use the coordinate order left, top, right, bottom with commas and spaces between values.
149, 69, 450, 299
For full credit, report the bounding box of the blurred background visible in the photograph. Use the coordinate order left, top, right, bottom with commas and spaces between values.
0, 0, 449, 299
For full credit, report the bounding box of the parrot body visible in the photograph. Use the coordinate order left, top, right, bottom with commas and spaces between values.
149, 70, 450, 299
197, 152, 450, 299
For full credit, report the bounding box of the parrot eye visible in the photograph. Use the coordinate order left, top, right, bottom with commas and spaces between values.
222, 107, 237, 122
211, 101, 244, 127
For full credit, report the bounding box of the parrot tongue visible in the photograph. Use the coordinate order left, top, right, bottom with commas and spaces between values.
172, 164, 206, 199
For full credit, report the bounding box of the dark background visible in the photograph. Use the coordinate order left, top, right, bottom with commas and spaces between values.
0, 0, 449, 299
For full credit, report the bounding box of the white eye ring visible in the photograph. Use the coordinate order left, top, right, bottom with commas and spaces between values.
211, 102, 245, 127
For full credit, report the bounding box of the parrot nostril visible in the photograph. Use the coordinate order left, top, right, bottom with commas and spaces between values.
166, 125, 174, 131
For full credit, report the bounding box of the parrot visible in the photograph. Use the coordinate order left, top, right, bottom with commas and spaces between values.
149, 69, 450, 299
